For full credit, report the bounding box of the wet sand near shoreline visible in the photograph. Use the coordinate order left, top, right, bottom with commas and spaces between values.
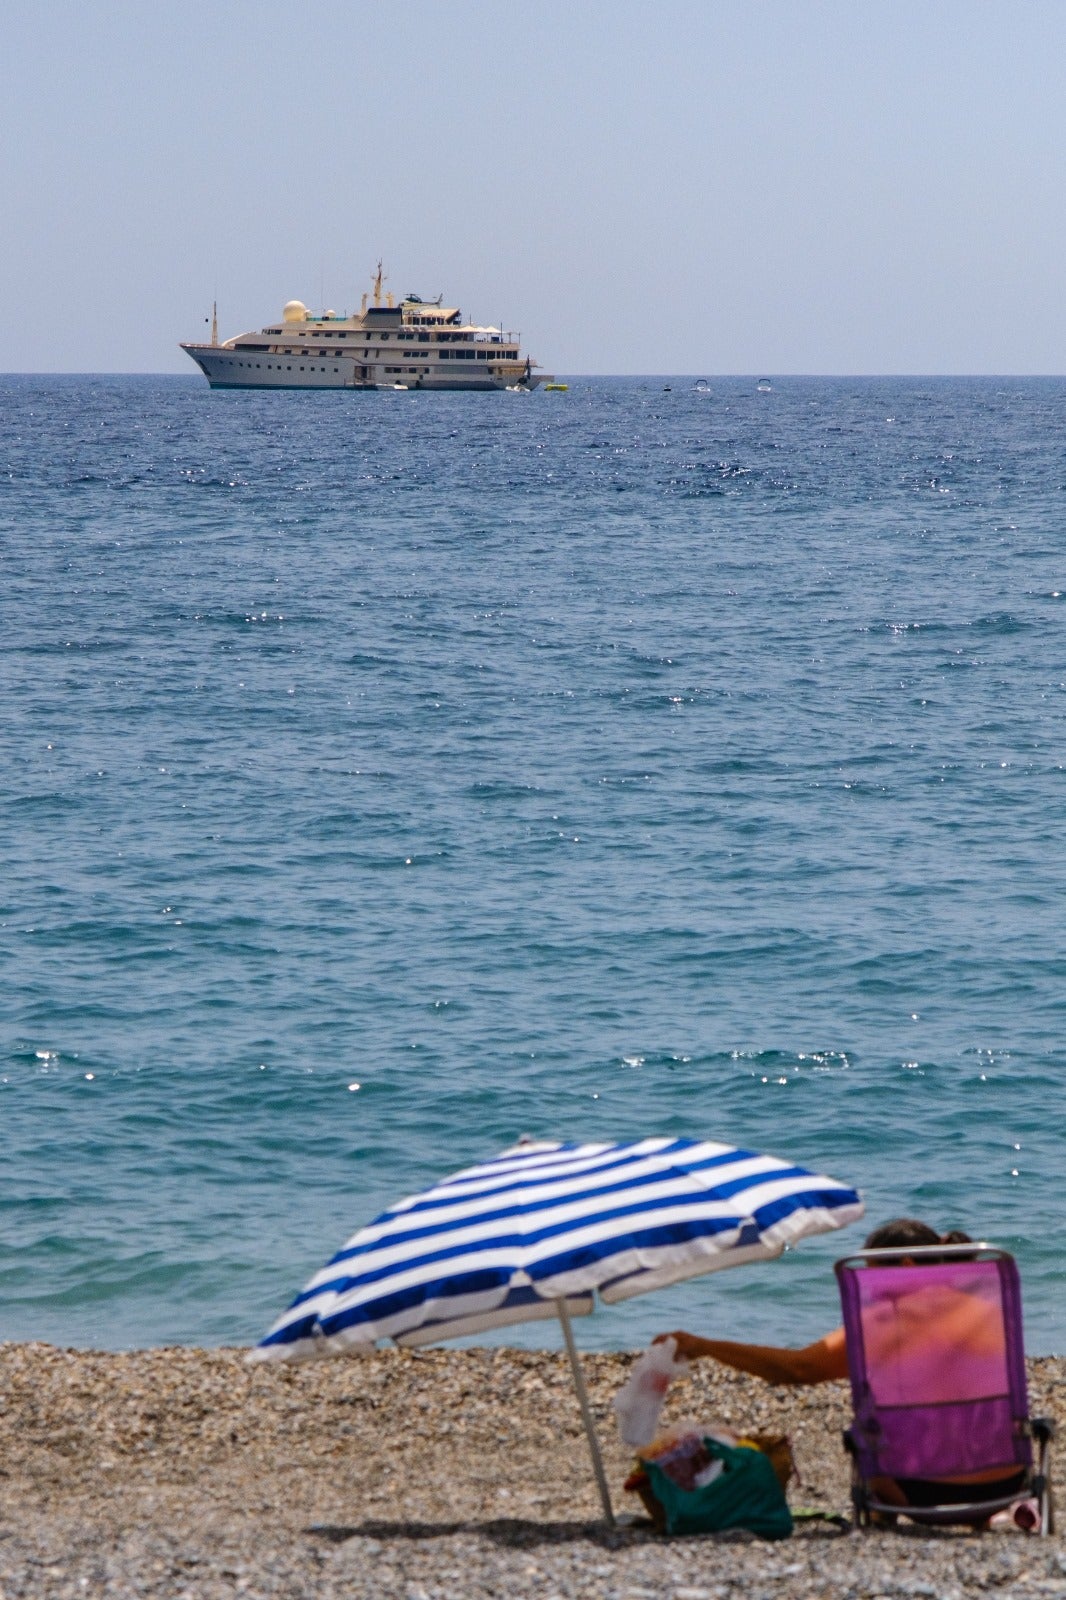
3, 1342, 1065, 1598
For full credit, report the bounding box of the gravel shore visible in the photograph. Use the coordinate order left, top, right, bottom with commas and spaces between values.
3, 1342, 1065, 1598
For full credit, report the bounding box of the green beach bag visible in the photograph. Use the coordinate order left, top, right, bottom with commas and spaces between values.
640, 1438, 794, 1540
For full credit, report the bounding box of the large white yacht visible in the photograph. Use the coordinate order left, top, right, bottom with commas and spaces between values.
181, 265, 550, 391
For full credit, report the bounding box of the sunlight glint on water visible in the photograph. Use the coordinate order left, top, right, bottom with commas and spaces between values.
3, 374, 1066, 1352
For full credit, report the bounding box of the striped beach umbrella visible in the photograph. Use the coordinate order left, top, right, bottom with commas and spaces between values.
251, 1136, 863, 1521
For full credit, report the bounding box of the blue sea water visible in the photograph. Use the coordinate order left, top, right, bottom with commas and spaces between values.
3, 372, 1066, 1355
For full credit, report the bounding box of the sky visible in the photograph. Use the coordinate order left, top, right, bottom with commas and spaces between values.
3, 0, 1066, 374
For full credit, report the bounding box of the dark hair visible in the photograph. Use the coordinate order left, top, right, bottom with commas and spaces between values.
864, 1218, 939, 1250
863, 1217, 974, 1262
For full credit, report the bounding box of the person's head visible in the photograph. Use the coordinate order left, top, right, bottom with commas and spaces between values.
863, 1217, 973, 1263
864, 1218, 939, 1251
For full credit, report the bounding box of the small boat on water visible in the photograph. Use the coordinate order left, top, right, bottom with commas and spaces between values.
181, 263, 551, 391
757, 378, 773, 392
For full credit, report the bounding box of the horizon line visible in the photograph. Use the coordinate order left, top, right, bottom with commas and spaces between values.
4, 370, 1066, 381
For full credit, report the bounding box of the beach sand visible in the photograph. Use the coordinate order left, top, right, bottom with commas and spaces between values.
2, 1342, 1065, 1598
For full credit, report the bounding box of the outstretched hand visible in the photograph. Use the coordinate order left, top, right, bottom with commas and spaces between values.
652, 1330, 704, 1362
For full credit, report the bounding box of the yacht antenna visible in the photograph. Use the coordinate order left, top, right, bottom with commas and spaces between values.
211, 302, 218, 346
373, 260, 386, 306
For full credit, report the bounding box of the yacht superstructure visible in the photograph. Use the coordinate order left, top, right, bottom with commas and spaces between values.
181, 265, 549, 391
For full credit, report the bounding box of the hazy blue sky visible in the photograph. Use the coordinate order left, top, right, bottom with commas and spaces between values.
4, 0, 1066, 374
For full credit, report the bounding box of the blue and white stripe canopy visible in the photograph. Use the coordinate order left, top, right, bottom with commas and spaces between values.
252, 1136, 863, 1361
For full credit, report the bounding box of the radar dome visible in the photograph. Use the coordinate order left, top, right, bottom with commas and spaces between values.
282, 300, 309, 323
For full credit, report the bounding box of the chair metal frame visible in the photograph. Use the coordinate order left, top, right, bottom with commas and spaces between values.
835, 1244, 1055, 1534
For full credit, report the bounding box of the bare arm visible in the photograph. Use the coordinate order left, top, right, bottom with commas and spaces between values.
656, 1326, 848, 1386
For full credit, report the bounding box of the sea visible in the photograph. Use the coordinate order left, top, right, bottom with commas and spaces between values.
4, 372, 1066, 1356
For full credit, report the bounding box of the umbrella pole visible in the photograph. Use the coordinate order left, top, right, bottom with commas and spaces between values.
556, 1297, 615, 1526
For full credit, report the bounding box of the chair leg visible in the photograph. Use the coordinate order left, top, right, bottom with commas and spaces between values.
1038, 1434, 1054, 1536
850, 1471, 873, 1531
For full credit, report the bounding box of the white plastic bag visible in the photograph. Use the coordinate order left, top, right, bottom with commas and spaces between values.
613, 1337, 690, 1448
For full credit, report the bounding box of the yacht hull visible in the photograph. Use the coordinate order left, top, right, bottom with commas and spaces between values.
181, 344, 542, 391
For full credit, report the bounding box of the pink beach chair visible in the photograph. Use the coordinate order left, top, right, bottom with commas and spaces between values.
835, 1245, 1055, 1532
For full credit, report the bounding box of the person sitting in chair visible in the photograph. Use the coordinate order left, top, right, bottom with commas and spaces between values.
656, 1217, 1025, 1510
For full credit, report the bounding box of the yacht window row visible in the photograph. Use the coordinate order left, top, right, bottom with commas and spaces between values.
439, 349, 519, 360
226, 361, 344, 372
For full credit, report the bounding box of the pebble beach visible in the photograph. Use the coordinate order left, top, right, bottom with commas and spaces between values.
3, 1342, 1065, 1599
